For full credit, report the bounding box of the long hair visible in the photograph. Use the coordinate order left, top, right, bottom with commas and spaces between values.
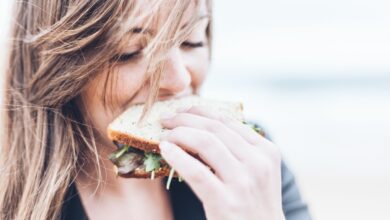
0, 0, 212, 219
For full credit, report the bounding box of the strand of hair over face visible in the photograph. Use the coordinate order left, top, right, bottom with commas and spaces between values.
0, 0, 212, 219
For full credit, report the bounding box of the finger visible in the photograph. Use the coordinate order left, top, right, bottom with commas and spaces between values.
162, 126, 240, 181
179, 106, 265, 145
179, 106, 283, 170
161, 112, 253, 161
159, 141, 224, 200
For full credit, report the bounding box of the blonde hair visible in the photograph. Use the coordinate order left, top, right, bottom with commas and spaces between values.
0, 0, 212, 219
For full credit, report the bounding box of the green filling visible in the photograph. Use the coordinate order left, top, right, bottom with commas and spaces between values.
109, 146, 164, 174
243, 121, 265, 135
109, 145, 130, 161
143, 153, 162, 172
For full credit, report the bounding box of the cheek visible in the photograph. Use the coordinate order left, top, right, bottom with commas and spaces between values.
88, 102, 115, 147
80, 63, 148, 147
80, 78, 116, 147
110, 62, 148, 108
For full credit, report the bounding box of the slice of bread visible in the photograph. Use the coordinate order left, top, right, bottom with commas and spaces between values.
107, 95, 244, 179
107, 95, 244, 153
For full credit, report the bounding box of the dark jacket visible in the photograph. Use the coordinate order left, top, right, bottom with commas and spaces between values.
60, 161, 311, 220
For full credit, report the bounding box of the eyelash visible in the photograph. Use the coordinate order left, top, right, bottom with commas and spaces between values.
113, 51, 141, 63
114, 41, 204, 63
181, 41, 204, 48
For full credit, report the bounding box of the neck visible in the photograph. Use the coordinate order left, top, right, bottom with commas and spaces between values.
75, 144, 173, 220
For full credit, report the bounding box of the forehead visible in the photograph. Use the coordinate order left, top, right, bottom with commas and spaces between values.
132, 0, 209, 31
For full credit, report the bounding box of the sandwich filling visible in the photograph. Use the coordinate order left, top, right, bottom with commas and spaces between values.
108, 121, 264, 189
109, 142, 177, 189
109, 143, 167, 176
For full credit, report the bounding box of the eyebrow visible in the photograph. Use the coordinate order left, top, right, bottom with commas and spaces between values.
129, 15, 210, 36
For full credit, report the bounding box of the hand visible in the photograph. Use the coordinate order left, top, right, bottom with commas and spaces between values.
159, 106, 285, 220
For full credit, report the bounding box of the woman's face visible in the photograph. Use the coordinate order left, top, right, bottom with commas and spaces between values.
80, 0, 210, 150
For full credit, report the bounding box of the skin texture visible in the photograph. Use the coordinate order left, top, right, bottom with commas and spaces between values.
77, 0, 285, 219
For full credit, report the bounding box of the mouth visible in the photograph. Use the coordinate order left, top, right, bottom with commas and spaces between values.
144, 88, 195, 104
121, 87, 195, 112
158, 88, 194, 101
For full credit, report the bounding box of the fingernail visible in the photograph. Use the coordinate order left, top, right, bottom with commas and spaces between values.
159, 141, 173, 153
160, 111, 176, 120
176, 106, 191, 113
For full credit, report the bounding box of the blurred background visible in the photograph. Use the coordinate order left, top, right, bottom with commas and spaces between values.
204, 0, 390, 219
1, 0, 389, 219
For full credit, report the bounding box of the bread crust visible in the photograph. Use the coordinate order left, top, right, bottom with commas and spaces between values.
108, 127, 203, 159
108, 128, 161, 153
118, 166, 177, 178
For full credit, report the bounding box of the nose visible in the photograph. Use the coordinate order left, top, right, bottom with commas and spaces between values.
158, 48, 191, 94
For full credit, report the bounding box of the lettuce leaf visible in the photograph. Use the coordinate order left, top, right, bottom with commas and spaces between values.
109, 145, 130, 161
144, 153, 162, 172
243, 121, 265, 136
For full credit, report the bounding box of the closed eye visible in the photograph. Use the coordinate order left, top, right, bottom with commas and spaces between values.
112, 41, 204, 63
181, 41, 204, 48
112, 50, 142, 63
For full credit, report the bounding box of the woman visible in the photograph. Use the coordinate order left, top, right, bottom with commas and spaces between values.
0, 0, 311, 219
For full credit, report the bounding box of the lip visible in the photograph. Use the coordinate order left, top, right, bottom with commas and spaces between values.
158, 88, 194, 101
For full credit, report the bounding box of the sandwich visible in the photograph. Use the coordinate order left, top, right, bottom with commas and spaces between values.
107, 95, 264, 189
